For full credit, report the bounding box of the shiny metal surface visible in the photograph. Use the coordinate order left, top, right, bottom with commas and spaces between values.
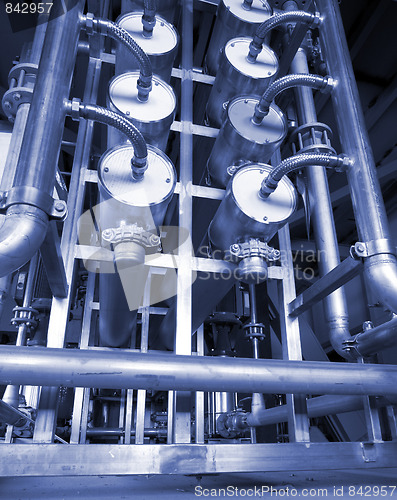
108, 72, 176, 151
208, 164, 297, 253
207, 97, 287, 187
121, 0, 179, 23
317, 0, 397, 315
98, 144, 176, 347
116, 12, 179, 82
289, 48, 351, 358
205, 0, 272, 76
1, 345, 397, 396
98, 144, 176, 229
206, 37, 278, 127
0, 0, 84, 277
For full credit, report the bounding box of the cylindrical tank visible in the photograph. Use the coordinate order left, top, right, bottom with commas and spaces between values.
108, 72, 176, 151
98, 144, 176, 347
121, 0, 178, 23
208, 163, 297, 253
205, 0, 272, 76
116, 12, 179, 82
207, 96, 287, 188
206, 37, 278, 128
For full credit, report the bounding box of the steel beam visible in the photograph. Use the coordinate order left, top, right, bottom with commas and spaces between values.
288, 257, 363, 317
0, 442, 396, 476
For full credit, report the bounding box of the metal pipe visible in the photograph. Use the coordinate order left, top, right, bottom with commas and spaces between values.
2, 253, 39, 409
346, 315, 397, 358
260, 153, 350, 198
248, 11, 321, 62
317, 0, 397, 317
0, 0, 84, 278
289, 48, 351, 359
252, 74, 334, 124
85, 427, 167, 438
246, 395, 373, 428
1, 346, 397, 396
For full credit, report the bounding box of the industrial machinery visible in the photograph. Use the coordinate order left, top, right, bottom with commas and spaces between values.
1, 0, 397, 480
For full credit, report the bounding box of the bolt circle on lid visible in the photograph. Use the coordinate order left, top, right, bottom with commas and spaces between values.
117, 12, 178, 56
225, 37, 278, 79
231, 164, 297, 224
98, 144, 176, 208
108, 72, 176, 123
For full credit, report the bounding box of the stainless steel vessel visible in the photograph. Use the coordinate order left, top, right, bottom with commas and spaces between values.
207, 96, 287, 187
116, 12, 179, 82
98, 144, 176, 347
208, 163, 297, 253
206, 37, 278, 128
205, 0, 272, 76
108, 72, 176, 151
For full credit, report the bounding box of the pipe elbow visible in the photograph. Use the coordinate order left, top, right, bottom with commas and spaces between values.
328, 318, 355, 360
364, 254, 397, 314
0, 205, 48, 278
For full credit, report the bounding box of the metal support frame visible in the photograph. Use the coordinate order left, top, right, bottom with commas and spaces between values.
1, 0, 397, 478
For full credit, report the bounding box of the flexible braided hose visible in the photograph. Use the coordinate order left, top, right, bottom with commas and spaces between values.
248, 11, 320, 62
80, 103, 148, 179
252, 74, 334, 124
259, 153, 350, 198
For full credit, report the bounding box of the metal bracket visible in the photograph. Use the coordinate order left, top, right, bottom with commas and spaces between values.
102, 222, 161, 250
228, 239, 281, 263
352, 239, 396, 259
0, 187, 68, 221
360, 442, 377, 463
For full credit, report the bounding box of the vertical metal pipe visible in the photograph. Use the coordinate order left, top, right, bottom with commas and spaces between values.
13, 1, 84, 192
317, 0, 397, 315
289, 48, 351, 358
0, 1, 84, 277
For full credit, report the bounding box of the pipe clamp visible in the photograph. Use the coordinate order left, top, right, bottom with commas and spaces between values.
0, 187, 68, 220
352, 239, 397, 259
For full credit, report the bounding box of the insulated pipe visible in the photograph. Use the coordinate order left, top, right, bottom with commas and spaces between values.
252, 74, 334, 124
259, 153, 350, 198
317, 0, 397, 317
0, 346, 397, 396
248, 11, 321, 62
0, 0, 84, 278
82, 15, 152, 102
289, 47, 352, 359
142, 0, 157, 37
65, 100, 148, 180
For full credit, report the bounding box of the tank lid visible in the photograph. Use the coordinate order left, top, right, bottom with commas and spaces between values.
117, 13, 178, 55
109, 72, 176, 122
98, 145, 176, 207
228, 97, 286, 144
225, 37, 278, 79
223, 0, 272, 23
232, 164, 296, 224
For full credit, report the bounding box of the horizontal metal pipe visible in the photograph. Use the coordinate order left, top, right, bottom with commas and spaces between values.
246, 394, 397, 427
347, 315, 397, 358
1, 346, 397, 396
86, 427, 167, 438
